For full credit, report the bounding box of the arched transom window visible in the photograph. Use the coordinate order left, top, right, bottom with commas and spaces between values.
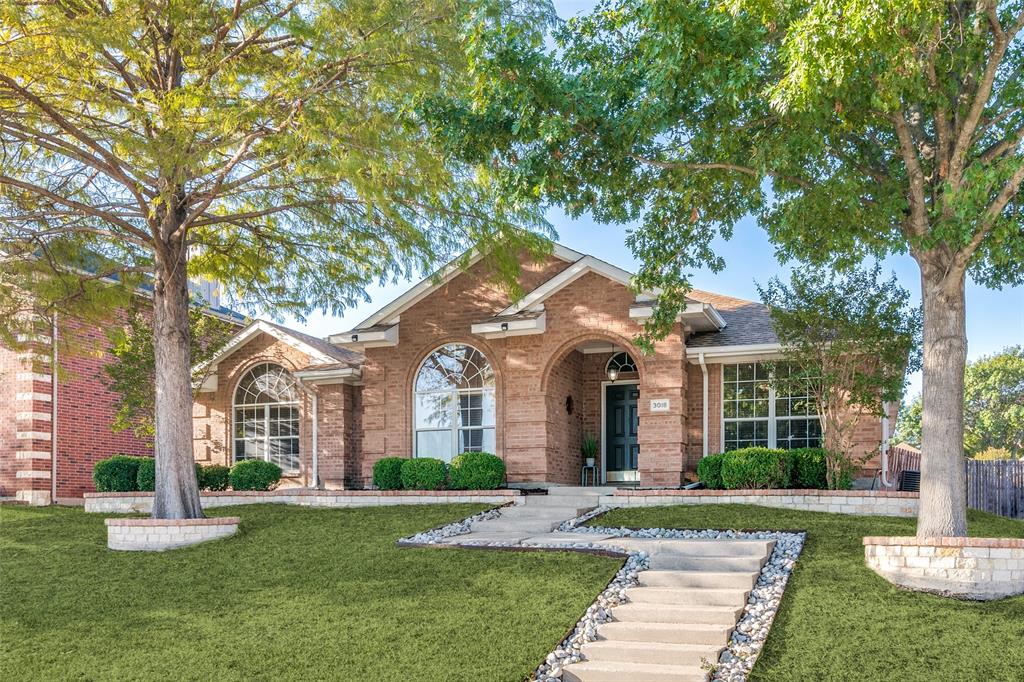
414, 344, 495, 461
234, 363, 300, 473
606, 351, 638, 375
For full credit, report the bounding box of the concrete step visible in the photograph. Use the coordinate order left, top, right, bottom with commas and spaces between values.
595, 621, 733, 646
648, 554, 767, 572
523, 496, 600, 509
563, 660, 709, 682
543, 486, 615, 495
581, 640, 722, 667
601, 538, 774, 558
522, 532, 615, 545
625, 586, 750, 607
613, 602, 743, 625
640, 570, 759, 590
502, 506, 593, 518
470, 518, 562, 533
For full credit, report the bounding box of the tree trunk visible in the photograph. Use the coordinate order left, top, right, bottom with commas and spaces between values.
916, 261, 967, 537
151, 235, 204, 519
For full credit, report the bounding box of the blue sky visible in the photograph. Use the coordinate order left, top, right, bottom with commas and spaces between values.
281, 0, 1024, 400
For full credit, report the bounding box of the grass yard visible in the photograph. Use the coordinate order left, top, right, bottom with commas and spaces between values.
592, 505, 1024, 682
1, 503, 620, 681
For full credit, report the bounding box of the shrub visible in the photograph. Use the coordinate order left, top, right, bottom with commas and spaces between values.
400, 457, 447, 490
973, 447, 1017, 461
720, 447, 792, 490
199, 464, 231, 491
449, 452, 505, 490
373, 457, 406, 490
136, 458, 156, 491
230, 460, 282, 491
788, 448, 829, 489
93, 455, 148, 492
696, 453, 726, 489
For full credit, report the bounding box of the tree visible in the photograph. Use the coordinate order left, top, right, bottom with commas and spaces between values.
0, 0, 548, 519
758, 266, 922, 488
431, 0, 1024, 536
104, 302, 238, 440
895, 347, 1024, 456
894, 395, 924, 449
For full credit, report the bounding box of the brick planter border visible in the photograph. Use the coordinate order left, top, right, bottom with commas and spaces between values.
602, 489, 919, 517
105, 517, 240, 552
864, 535, 1024, 600
86, 488, 521, 514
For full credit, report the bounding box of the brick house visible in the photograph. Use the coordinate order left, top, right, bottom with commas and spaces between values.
192, 244, 897, 489
0, 289, 242, 505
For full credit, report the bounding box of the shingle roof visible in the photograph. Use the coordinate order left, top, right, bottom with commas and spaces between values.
684, 289, 778, 348
261, 320, 363, 367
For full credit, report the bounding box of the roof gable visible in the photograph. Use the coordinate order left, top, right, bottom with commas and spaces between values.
202, 320, 359, 371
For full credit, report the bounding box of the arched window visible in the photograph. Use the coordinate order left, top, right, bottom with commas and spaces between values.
414, 344, 495, 461
234, 363, 301, 473
606, 351, 638, 376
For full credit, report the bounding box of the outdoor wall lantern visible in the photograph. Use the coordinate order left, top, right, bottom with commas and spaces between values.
607, 366, 619, 382
500, 322, 509, 331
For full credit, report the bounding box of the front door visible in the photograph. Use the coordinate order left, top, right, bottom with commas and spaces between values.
605, 384, 639, 482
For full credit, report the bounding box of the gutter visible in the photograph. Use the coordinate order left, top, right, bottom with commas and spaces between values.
880, 400, 893, 488
50, 314, 58, 505
699, 352, 709, 458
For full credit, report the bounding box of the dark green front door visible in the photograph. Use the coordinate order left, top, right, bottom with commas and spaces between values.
605, 384, 639, 481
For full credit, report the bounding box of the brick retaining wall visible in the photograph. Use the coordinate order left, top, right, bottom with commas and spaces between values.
105, 517, 240, 551
601, 489, 919, 517
864, 536, 1024, 600
86, 489, 522, 514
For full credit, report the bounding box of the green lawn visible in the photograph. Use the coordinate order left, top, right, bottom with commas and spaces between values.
592, 505, 1024, 682
0, 503, 620, 681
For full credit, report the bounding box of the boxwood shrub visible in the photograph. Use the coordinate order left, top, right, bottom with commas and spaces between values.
199, 464, 231, 491
720, 447, 793, 490
788, 447, 829, 489
230, 460, 282, 491
93, 455, 149, 492
135, 458, 156, 491
696, 453, 726, 489
448, 452, 504, 490
373, 457, 406, 490
400, 457, 447, 490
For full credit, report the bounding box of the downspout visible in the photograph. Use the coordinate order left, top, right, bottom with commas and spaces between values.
699, 352, 709, 458
50, 314, 58, 505
880, 400, 893, 488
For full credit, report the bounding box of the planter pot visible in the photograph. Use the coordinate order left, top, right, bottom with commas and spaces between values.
584, 458, 595, 468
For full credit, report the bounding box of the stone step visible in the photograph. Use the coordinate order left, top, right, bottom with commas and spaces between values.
600, 538, 774, 558
470, 518, 562, 533
640, 570, 759, 590
625, 586, 750, 607
522, 532, 615, 545
563, 660, 709, 682
648, 554, 767, 572
523, 496, 600, 509
613, 602, 743, 625
502, 506, 593, 518
581, 640, 722, 667
595, 621, 733, 646
543, 486, 615, 495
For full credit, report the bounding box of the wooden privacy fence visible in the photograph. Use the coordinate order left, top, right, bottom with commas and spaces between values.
888, 444, 1024, 519
965, 458, 1024, 520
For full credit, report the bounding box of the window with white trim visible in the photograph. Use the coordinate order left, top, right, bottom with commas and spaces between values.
233, 363, 301, 473
722, 362, 821, 450
414, 344, 495, 461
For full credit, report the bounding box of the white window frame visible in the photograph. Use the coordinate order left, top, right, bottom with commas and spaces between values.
233, 363, 301, 474
720, 361, 822, 451
413, 344, 496, 461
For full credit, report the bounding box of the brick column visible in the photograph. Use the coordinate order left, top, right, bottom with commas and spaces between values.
638, 329, 687, 487
13, 334, 55, 505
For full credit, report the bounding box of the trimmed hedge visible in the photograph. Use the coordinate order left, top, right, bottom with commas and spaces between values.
789, 447, 829, 489
230, 459, 282, 491
449, 452, 504, 490
136, 458, 156, 491
373, 457, 406, 490
93, 455, 149, 493
720, 447, 793, 490
400, 458, 447, 491
696, 453, 725, 489
199, 464, 231, 491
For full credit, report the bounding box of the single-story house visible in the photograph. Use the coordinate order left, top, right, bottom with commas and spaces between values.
192, 243, 896, 488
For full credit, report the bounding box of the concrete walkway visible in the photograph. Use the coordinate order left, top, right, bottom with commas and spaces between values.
440, 488, 775, 682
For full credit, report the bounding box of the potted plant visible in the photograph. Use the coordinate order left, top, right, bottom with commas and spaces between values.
581, 434, 598, 468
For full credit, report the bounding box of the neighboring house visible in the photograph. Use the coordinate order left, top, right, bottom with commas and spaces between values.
192, 244, 896, 490
0, 285, 243, 505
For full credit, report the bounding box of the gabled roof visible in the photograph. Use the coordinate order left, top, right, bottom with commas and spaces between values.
498, 254, 645, 316
347, 243, 585, 332
203, 320, 361, 371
